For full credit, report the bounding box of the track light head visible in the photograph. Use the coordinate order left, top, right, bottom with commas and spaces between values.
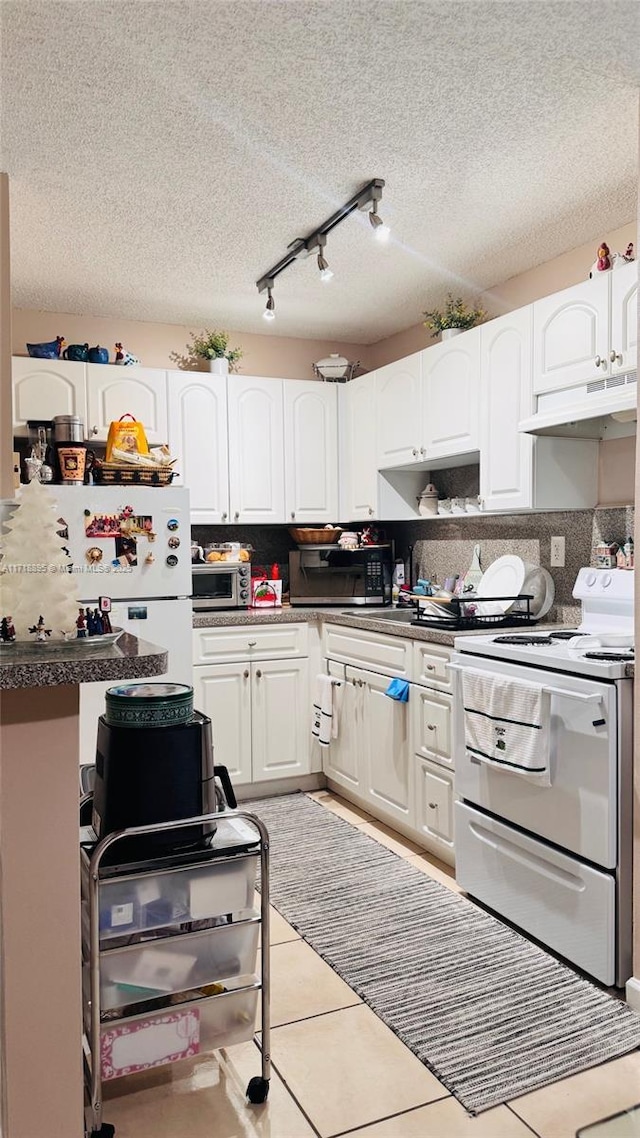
369, 203, 390, 242
263, 287, 276, 321
317, 251, 334, 282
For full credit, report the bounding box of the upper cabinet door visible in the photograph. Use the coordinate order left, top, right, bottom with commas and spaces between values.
86, 364, 168, 443
610, 260, 638, 376
479, 308, 534, 513
12, 358, 87, 436
284, 380, 338, 524
421, 327, 480, 461
167, 371, 229, 525
532, 275, 610, 394
227, 376, 285, 523
375, 353, 423, 468
339, 372, 378, 521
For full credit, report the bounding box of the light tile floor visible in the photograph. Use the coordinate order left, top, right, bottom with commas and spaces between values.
103, 789, 640, 1138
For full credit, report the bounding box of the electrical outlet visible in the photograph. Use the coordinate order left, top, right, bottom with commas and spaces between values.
550, 536, 565, 568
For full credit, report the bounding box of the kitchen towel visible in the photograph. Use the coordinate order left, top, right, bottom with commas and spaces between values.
462, 668, 551, 785
312, 674, 337, 747
385, 677, 410, 702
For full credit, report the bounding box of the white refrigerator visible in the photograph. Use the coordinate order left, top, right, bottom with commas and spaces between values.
3, 484, 193, 763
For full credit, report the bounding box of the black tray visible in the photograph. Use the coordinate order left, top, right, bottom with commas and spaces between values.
411, 593, 535, 632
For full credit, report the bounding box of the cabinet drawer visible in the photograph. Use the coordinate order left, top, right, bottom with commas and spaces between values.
412, 688, 453, 768
193, 623, 308, 663
86, 857, 257, 943
323, 623, 411, 677
412, 641, 452, 690
96, 985, 259, 1079
92, 920, 259, 1013
413, 757, 454, 854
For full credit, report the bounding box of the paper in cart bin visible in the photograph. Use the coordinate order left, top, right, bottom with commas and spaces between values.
100, 900, 138, 932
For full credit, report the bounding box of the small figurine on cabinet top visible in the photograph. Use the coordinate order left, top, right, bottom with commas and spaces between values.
623, 242, 635, 262
1, 616, 16, 643
596, 242, 611, 271
114, 342, 140, 367
29, 615, 51, 641
589, 240, 635, 278
76, 608, 87, 638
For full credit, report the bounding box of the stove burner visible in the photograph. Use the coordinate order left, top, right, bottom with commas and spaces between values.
583, 650, 634, 662
549, 630, 586, 641
492, 635, 554, 646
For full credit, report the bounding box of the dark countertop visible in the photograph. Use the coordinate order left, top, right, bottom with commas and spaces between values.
0, 632, 168, 690
192, 606, 570, 648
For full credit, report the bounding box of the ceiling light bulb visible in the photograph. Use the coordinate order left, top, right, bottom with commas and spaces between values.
263, 289, 275, 321
369, 205, 390, 242
317, 251, 334, 282
374, 223, 390, 243
320, 267, 334, 282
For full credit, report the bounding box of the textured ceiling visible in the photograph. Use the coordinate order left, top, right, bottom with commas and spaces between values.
1, 0, 639, 343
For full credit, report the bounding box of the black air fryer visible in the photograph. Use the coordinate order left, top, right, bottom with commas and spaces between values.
91, 683, 236, 864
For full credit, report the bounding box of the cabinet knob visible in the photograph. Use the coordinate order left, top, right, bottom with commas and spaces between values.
610, 349, 623, 365
221, 512, 228, 521
428, 801, 438, 809
243, 669, 249, 679
420, 447, 426, 456
358, 678, 364, 687
368, 507, 374, 516
412, 447, 419, 457
425, 664, 436, 671
594, 355, 607, 369
427, 723, 436, 731
291, 512, 295, 520
248, 640, 257, 647
234, 511, 240, 521
256, 669, 262, 679
91, 425, 98, 436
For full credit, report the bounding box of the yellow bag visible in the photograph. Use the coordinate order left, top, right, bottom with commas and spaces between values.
105, 413, 150, 462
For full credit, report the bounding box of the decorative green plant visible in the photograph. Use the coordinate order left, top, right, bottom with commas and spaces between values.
186, 329, 243, 370
422, 294, 486, 336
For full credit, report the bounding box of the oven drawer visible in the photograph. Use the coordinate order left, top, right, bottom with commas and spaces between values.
455, 802, 616, 985
193, 623, 308, 663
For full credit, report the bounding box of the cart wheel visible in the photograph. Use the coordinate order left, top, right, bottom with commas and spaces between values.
90, 1124, 115, 1137
246, 1076, 270, 1104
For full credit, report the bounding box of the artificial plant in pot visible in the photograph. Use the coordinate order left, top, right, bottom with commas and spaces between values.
422, 294, 486, 341
186, 329, 244, 375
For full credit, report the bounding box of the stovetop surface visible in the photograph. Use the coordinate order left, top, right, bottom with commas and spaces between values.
455, 628, 634, 679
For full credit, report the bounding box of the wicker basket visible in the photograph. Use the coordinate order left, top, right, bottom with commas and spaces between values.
93, 462, 177, 486
289, 527, 342, 544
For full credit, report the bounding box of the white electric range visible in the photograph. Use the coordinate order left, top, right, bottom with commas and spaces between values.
451, 567, 634, 987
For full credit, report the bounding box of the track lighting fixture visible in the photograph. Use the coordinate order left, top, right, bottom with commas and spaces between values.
369, 202, 390, 243
256, 178, 387, 313
263, 286, 275, 321
316, 234, 333, 282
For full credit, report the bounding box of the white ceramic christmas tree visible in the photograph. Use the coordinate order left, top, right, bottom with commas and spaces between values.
0, 481, 79, 641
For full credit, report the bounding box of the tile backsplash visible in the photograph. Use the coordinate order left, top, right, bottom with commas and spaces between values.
387, 506, 634, 622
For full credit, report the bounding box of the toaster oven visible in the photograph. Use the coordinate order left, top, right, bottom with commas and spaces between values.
192, 562, 252, 610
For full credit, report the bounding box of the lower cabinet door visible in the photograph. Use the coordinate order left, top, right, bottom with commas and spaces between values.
324, 672, 361, 793
251, 658, 310, 782
192, 663, 252, 787
362, 670, 411, 829
413, 756, 455, 862
411, 687, 453, 768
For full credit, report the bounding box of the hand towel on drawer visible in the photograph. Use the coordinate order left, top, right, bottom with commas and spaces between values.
312, 674, 337, 747
462, 668, 551, 785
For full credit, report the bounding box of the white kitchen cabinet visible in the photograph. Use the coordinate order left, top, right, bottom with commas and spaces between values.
421, 328, 480, 461
324, 663, 362, 794
339, 372, 378, 521
227, 376, 285, 523
413, 756, 455, 860
12, 357, 87, 435
480, 307, 535, 512
167, 371, 229, 525
610, 260, 638, 376
412, 687, 453, 770
86, 364, 168, 444
362, 669, 412, 831
533, 274, 610, 394
284, 380, 338, 524
192, 623, 316, 789
375, 352, 423, 468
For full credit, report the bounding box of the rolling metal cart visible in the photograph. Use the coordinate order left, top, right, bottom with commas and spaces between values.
81, 810, 271, 1138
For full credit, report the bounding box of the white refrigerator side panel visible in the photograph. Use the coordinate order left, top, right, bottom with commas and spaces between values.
79, 597, 193, 763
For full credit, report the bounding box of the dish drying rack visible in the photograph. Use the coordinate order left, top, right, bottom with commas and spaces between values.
410, 594, 536, 631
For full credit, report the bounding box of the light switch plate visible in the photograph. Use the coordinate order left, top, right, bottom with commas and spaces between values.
550, 536, 565, 567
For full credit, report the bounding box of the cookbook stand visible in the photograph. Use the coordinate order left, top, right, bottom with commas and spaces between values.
81, 811, 271, 1138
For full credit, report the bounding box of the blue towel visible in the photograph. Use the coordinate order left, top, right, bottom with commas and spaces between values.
385, 678, 410, 702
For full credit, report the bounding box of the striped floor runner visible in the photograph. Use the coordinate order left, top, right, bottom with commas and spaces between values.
245, 792, 640, 1114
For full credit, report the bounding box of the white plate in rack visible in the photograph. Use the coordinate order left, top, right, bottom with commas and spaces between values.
475, 556, 526, 614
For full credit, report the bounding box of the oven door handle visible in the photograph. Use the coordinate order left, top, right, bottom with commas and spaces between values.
448, 664, 603, 706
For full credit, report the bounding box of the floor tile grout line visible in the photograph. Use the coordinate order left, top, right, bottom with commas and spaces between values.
505, 1101, 545, 1138
325, 1093, 453, 1138
250, 1036, 324, 1138
261, 1000, 365, 1032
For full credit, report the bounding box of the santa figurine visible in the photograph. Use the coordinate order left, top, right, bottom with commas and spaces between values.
76, 608, 87, 638
1, 616, 16, 643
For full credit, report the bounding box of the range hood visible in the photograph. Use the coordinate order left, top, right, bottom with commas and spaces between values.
519, 370, 637, 437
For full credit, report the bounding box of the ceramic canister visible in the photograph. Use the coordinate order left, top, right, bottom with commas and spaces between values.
105, 682, 194, 729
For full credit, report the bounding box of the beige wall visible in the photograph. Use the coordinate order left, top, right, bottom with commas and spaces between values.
368, 221, 637, 370
10, 308, 373, 380
1, 174, 13, 498
598, 436, 636, 506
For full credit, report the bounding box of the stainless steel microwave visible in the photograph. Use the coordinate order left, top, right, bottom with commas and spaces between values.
192, 562, 252, 610
289, 545, 393, 606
